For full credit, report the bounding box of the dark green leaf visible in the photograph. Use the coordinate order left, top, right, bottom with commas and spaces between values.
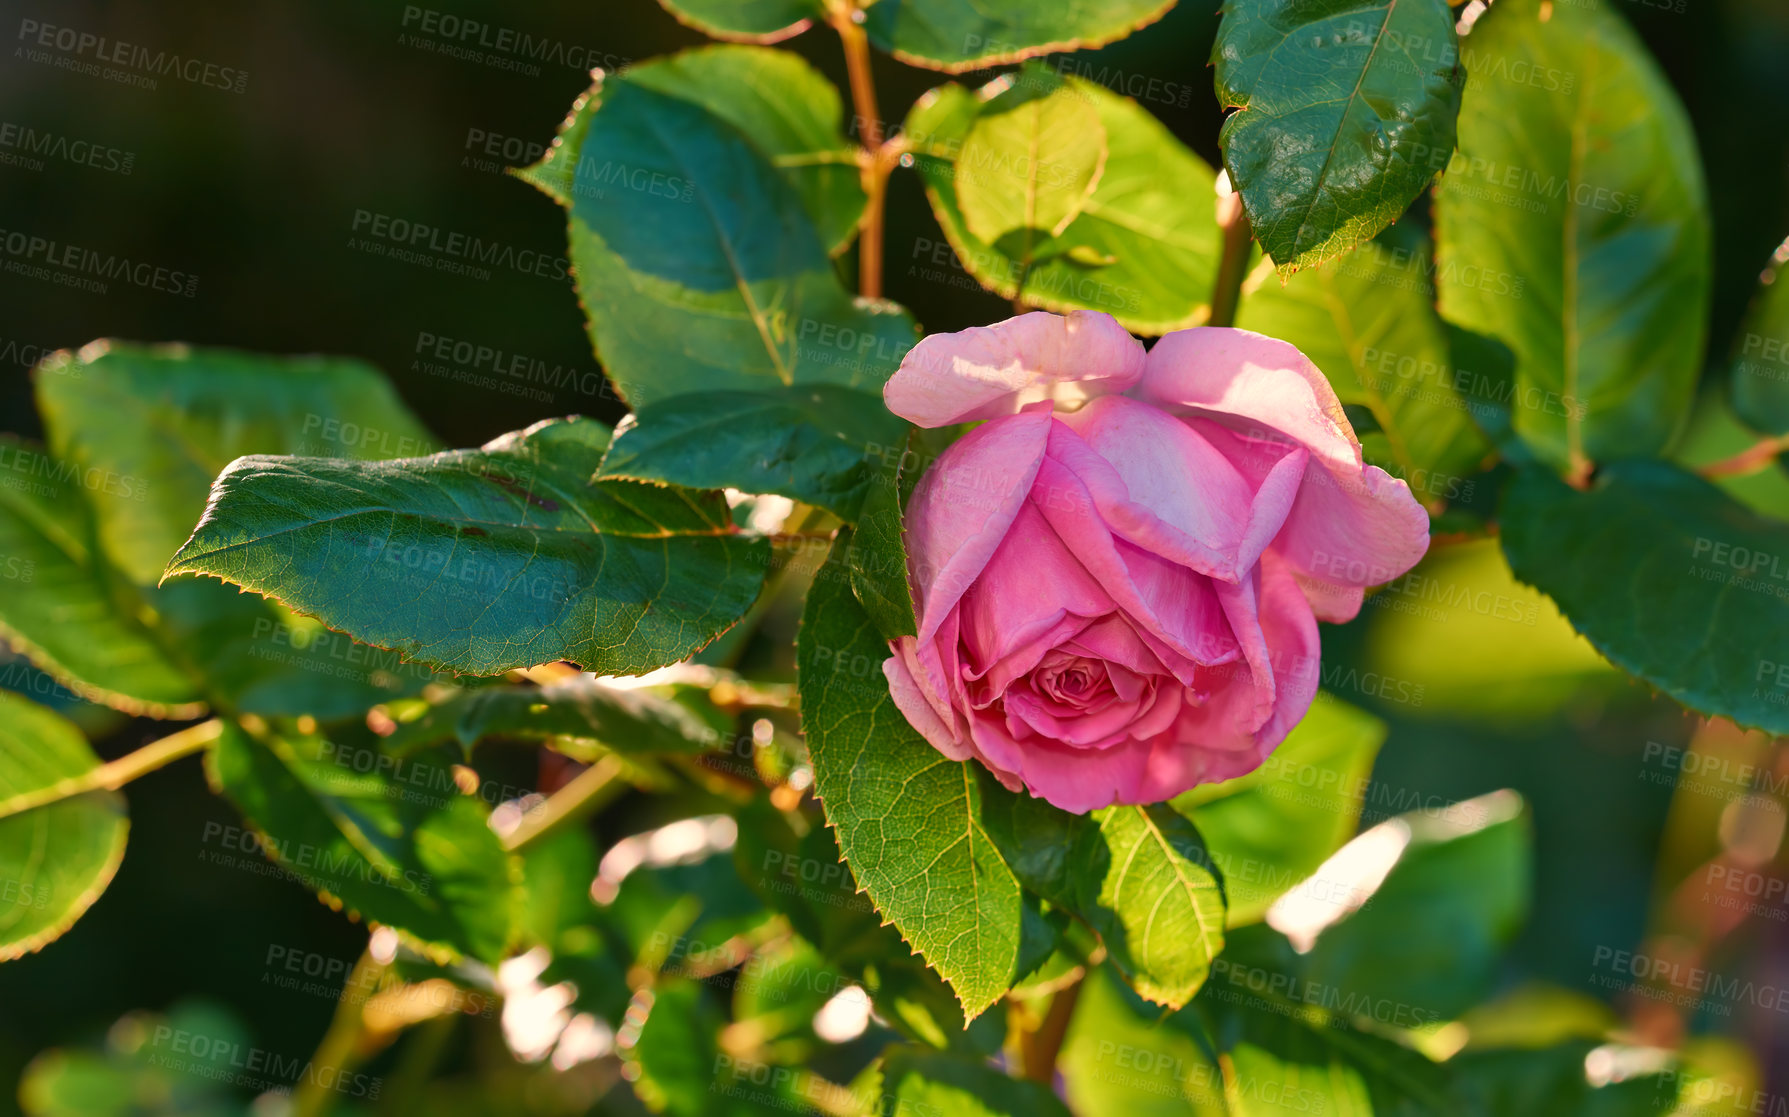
623, 44, 866, 254
206, 724, 520, 963
1453, 1041, 1672, 1117
520, 69, 916, 409
864, 0, 1173, 73
628, 978, 807, 1115
1433, 0, 1710, 476
655, 0, 822, 46
906, 68, 1220, 334
1296, 791, 1530, 1020
1176, 695, 1385, 926
1730, 235, 1789, 437
846, 430, 921, 638
1501, 460, 1789, 734
165, 418, 767, 677
36, 342, 435, 585
878, 1046, 1073, 1116
0, 693, 127, 961
1235, 223, 1489, 493
798, 530, 1022, 1018
383, 676, 722, 759
1214, 0, 1462, 274
599, 385, 907, 519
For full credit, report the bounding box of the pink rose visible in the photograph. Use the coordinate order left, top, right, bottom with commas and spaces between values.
879, 311, 1431, 813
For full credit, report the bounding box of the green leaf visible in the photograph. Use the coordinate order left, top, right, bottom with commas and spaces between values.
630, 978, 809, 1115
35, 342, 435, 585
0, 437, 202, 718
1061, 966, 1229, 1115
165, 417, 767, 677
906, 68, 1221, 334
977, 781, 1227, 1008
731, 799, 1004, 1053
1433, 0, 1710, 476
878, 1047, 1074, 1116
656, 0, 822, 45
956, 80, 1108, 251
798, 529, 1022, 1018
1293, 791, 1530, 1020
1453, 1041, 1671, 1117
864, 0, 1174, 72
207, 724, 519, 963
623, 45, 867, 254
846, 430, 923, 638
1501, 460, 1789, 734
521, 67, 916, 409
1079, 804, 1228, 1008
1176, 695, 1385, 927
1213, 0, 1462, 274
19, 1002, 252, 1117
1235, 222, 1489, 494
599, 385, 907, 520
384, 676, 722, 759
1193, 981, 1463, 1115
1730, 235, 1789, 437
0, 693, 127, 961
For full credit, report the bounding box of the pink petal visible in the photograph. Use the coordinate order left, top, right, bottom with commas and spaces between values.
957, 502, 1115, 679
1031, 437, 1238, 674
1133, 554, 1322, 802
906, 407, 1053, 643
1137, 327, 1430, 621
1059, 395, 1304, 582
884, 311, 1145, 428
883, 637, 966, 758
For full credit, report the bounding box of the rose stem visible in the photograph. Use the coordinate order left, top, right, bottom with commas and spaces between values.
1208, 181, 1253, 329
0, 717, 223, 820
829, 1, 897, 299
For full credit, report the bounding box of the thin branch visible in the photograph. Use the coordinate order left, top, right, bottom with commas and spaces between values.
1019, 972, 1085, 1082
290, 949, 390, 1117
500, 753, 627, 852
1700, 433, 1789, 479
0, 718, 223, 820
830, 3, 896, 298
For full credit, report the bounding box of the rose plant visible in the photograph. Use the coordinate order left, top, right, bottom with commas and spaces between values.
2, 0, 1783, 1111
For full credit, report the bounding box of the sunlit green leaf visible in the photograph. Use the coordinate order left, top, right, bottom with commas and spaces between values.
798, 529, 1023, 1018
36, 342, 435, 585
166, 418, 766, 677
0, 693, 127, 961
865, 0, 1174, 73
906, 67, 1220, 334
1433, 0, 1710, 476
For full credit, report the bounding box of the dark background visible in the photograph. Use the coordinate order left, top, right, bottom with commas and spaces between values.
2, 0, 1788, 1109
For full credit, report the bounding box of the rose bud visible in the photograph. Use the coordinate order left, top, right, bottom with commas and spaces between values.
879, 310, 1430, 813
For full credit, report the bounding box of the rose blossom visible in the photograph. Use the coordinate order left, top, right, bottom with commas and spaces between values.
878, 310, 1430, 814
